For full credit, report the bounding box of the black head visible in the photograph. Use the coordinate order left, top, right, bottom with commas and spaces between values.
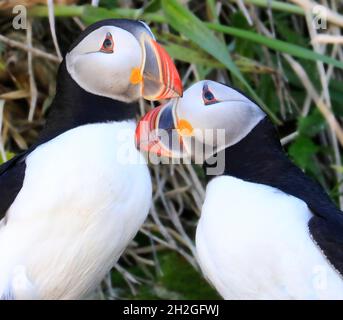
65, 19, 182, 103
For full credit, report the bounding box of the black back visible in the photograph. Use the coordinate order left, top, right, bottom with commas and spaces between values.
204, 116, 343, 275
0, 153, 27, 221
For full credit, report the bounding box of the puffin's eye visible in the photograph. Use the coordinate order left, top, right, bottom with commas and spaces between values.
100, 33, 114, 53
202, 83, 219, 105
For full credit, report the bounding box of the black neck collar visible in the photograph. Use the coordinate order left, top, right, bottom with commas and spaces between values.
36, 60, 137, 145
204, 117, 340, 218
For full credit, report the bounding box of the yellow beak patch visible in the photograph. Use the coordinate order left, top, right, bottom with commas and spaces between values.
177, 119, 194, 137
130, 67, 143, 85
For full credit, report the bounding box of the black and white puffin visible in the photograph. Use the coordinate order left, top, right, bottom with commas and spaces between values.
0, 19, 182, 300
136, 80, 343, 299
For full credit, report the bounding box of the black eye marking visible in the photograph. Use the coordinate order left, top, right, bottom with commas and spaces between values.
202, 83, 219, 105
204, 89, 215, 101
103, 39, 112, 48
100, 32, 114, 53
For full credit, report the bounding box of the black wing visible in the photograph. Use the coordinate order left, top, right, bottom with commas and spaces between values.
309, 211, 343, 276
0, 152, 28, 221
273, 162, 343, 276
285, 157, 343, 276
277, 158, 343, 276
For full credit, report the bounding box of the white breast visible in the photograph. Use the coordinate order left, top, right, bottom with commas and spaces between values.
0, 121, 152, 299
196, 176, 343, 300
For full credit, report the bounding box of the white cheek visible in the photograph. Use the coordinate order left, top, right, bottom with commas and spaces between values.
68, 53, 114, 96
66, 26, 143, 101
67, 49, 142, 101
178, 98, 265, 150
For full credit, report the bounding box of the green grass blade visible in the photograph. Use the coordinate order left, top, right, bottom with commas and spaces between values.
207, 23, 343, 70
228, 0, 304, 15
29, 5, 84, 17
165, 42, 273, 74
164, 43, 222, 68
29, 4, 165, 23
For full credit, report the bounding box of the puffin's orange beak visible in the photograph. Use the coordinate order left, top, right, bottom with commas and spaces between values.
139, 35, 183, 101
135, 105, 173, 157
135, 102, 189, 159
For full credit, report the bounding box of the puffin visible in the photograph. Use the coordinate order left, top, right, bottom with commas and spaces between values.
0, 19, 182, 300
136, 80, 343, 299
